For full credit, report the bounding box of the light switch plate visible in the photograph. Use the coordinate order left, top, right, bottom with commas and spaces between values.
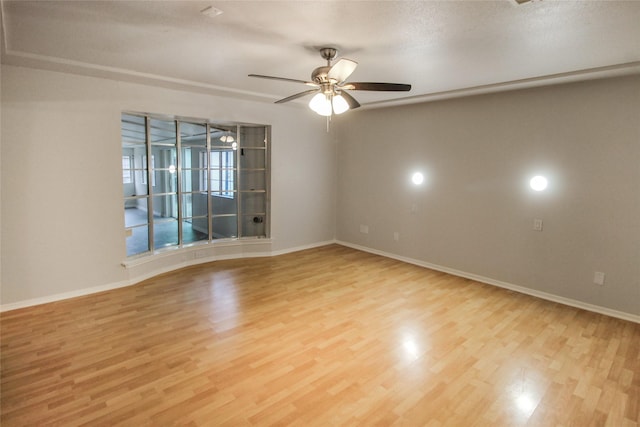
593, 272, 605, 285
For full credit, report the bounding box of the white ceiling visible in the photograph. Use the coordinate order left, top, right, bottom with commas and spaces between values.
2, 0, 640, 109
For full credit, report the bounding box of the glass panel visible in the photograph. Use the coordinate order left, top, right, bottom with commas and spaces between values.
153, 219, 178, 249
122, 126, 150, 196
181, 194, 193, 218
212, 216, 237, 239
186, 192, 209, 217
210, 150, 236, 197
240, 192, 266, 214
124, 199, 149, 227
121, 114, 146, 145
188, 216, 209, 243
182, 218, 209, 244
210, 150, 236, 169
239, 148, 265, 169
152, 170, 177, 193
122, 155, 133, 184
240, 126, 266, 148
127, 141, 146, 151
211, 125, 237, 149
182, 218, 208, 244
240, 170, 266, 191
198, 149, 208, 169
126, 224, 150, 256
131, 171, 149, 195
151, 146, 177, 168
152, 194, 178, 219
212, 192, 237, 215
150, 119, 176, 145
182, 146, 206, 167
132, 149, 149, 189
241, 215, 266, 238
182, 147, 192, 171
180, 122, 207, 147
181, 169, 206, 192
209, 168, 236, 195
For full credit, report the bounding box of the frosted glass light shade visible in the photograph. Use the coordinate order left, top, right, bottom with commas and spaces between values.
332, 94, 350, 114
309, 93, 332, 116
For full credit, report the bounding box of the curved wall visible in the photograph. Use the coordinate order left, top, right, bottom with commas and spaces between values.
1, 65, 337, 309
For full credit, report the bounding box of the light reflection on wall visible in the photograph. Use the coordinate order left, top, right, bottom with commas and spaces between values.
412, 172, 424, 186
529, 175, 548, 192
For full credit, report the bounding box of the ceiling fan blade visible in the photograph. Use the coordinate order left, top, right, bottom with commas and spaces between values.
338, 90, 361, 109
274, 89, 319, 104
249, 74, 317, 87
341, 82, 411, 91
327, 59, 358, 83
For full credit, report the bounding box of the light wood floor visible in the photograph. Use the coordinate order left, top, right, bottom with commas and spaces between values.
1, 245, 638, 426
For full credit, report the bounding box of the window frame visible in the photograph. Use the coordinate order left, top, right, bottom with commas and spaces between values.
122, 113, 270, 258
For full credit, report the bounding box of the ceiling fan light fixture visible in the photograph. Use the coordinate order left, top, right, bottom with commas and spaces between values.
309, 93, 332, 116
249, 46, 411, 120
220, 135, 235, 143
332, 94, 350, 114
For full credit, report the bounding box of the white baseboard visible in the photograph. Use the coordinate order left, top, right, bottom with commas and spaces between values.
0, 239, 338, 313
336, 240, 640, 324
6, 239, 636, 324
0, 280, 132, 312
270, 239, 337, 257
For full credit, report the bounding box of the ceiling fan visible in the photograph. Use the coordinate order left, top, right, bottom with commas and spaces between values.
249, 47, 411, 116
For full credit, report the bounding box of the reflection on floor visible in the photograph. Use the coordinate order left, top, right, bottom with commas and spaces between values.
3, 245, 638, 425
125, 208, 208, 256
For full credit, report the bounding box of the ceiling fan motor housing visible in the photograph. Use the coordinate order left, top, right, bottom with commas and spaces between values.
312, 66, 332, 85
313, 47, 340, 85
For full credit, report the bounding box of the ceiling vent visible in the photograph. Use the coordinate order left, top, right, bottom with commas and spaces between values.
200, 6, 224, 18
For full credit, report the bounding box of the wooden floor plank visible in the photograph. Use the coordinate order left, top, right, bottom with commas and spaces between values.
1, 244, 638, 426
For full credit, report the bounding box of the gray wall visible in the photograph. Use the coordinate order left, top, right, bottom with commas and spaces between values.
336, 75, 640, 316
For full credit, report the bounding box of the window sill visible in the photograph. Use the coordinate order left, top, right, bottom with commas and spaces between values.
121, 237, 272, 268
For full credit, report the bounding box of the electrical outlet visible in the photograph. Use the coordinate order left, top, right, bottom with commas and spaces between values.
593, 271, 606, 286
533, 218, 543, 231
393, 232, 400, 241
359, 224, 369, 234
